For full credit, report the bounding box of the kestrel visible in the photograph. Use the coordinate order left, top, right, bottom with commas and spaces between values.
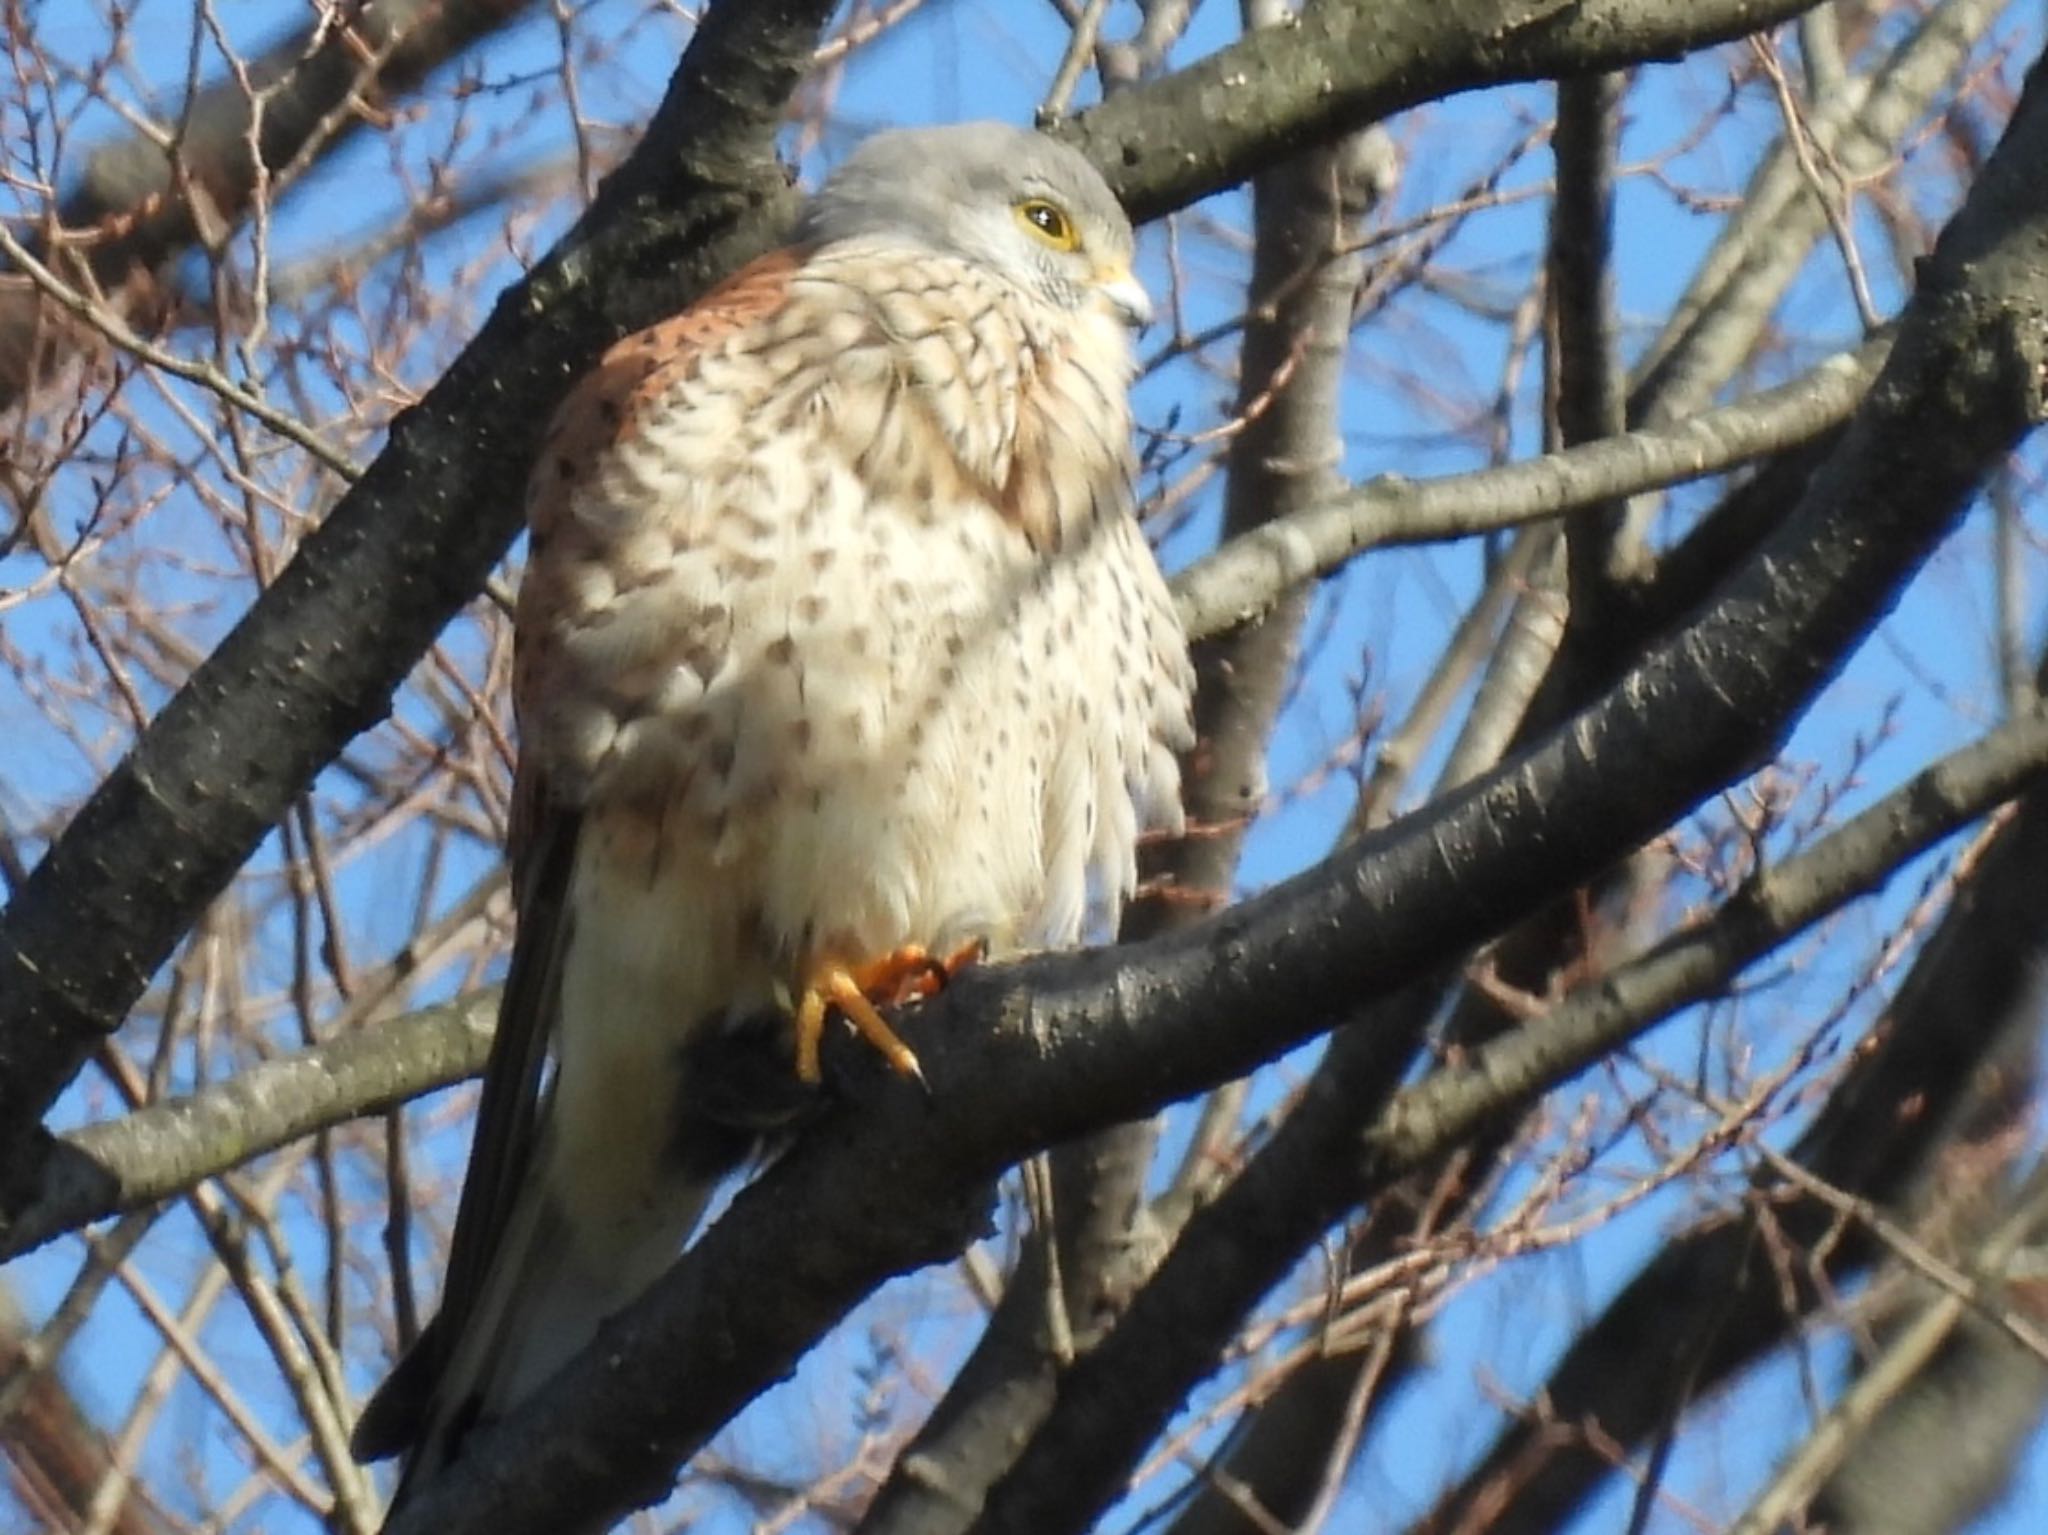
352, 121, 1194, 1499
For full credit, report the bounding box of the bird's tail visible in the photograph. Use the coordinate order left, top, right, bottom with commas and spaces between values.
356, 1107, 731, 1519
353, 810, 767, 1522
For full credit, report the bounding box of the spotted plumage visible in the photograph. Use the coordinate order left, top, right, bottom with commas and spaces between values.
353, 121, 1194, 1503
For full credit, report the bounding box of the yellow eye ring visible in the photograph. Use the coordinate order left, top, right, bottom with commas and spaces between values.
1016, 198, 1080, 252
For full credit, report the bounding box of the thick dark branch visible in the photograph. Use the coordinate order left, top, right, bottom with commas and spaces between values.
1548, 74, 1626, 456
0, 331, 1877, 1260
0, 0, 1833, 1209
386, 53, 2048, 1531
1066, 0, 1826, 222
0, 0, 837, 1183
1549, 71, 1634, 607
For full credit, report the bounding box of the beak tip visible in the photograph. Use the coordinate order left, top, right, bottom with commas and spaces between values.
1098, 272, 1155, 333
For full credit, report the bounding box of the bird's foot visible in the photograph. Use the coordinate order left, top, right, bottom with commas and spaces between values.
792, 940, 986, 1087
860, 938, 987, 1006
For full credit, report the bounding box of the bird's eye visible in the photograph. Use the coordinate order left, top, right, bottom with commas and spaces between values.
1016, 198, 1080, 252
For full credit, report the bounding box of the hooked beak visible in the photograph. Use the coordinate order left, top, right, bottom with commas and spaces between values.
1094, 263, 1154, 332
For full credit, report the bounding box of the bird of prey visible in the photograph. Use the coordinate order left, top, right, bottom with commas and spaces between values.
351, 120, 1194, 1501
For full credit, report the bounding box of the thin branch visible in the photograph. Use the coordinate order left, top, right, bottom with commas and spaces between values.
1632, 0, 2002, 427
1172, 338, 1883, 642
0, 989, 496, 1262
1039, 0, 1113, 121
1728, 1163, 2048, 1535
0, 217, 360, 477
0, 0, 540, 408
1754, 1146, 2048, 1366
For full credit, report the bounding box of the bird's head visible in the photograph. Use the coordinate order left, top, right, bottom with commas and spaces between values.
797, 121, 1152, 332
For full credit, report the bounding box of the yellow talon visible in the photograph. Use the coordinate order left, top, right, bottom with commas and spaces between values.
792, 941, 986, 1085
794, 985, 831, 1086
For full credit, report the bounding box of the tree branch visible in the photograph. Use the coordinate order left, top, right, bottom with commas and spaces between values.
1067, 0, 1829, 223
0, 0, 838, 1185
0, 991, 496, 1262
1423, 707, 2048, 1535
0, 328, 1881, 1260
383, 50, 2048, 1529
1172, 337, 1880, 640
0, 0, 539, 407
0, 0, 1838, 1207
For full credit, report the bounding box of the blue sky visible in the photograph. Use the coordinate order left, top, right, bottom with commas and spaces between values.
7, 1, 2048, 1531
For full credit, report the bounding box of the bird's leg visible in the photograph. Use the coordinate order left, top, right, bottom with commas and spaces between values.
791, 941, 987, 1086
793, 965, 922, 1088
